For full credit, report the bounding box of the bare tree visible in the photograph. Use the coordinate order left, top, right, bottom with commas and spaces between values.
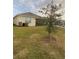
39, 0, 62, 41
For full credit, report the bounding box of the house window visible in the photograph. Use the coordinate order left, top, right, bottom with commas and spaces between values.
19, 22, 22, 26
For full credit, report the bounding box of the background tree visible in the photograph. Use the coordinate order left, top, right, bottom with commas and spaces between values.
39, 0, 62, 41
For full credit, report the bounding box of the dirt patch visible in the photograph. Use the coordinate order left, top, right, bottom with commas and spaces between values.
41, 36, 57, 43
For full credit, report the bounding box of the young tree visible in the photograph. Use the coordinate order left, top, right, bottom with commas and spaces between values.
39, 0, 62, 41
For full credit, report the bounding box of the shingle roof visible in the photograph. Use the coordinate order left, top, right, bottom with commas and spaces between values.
13, 12, 41, 19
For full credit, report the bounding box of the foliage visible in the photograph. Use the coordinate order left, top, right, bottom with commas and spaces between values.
39, 0, 62, 35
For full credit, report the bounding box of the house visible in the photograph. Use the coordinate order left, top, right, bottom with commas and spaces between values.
55, 20, 65, 27
13, 12, 41, 26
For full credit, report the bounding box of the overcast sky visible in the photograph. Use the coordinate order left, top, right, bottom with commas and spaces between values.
13, 0, 64, 16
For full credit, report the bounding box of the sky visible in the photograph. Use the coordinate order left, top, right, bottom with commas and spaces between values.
13, 0, 64, 17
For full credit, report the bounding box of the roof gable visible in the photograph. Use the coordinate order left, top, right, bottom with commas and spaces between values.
13, 12, 41, 19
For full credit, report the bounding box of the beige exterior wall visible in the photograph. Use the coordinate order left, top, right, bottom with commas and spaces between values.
28, 18, 36, 26
13, 15, 36, 26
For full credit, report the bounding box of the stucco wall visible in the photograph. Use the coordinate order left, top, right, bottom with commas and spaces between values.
13, 15, 36, 26
28, 18, 36, 26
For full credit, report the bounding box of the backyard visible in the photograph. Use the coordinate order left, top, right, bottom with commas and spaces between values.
13, 26, 65, 59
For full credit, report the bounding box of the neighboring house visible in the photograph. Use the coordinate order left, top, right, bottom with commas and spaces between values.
55, 20, 65, 27
13, 12, 41, 26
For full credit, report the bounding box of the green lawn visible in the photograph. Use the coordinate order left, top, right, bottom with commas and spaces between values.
13, 26, 65, 59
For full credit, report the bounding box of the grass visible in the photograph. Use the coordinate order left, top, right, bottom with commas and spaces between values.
13, 26, 65, 59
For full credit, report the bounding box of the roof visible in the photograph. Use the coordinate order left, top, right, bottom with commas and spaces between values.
13, 12, 41, 19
